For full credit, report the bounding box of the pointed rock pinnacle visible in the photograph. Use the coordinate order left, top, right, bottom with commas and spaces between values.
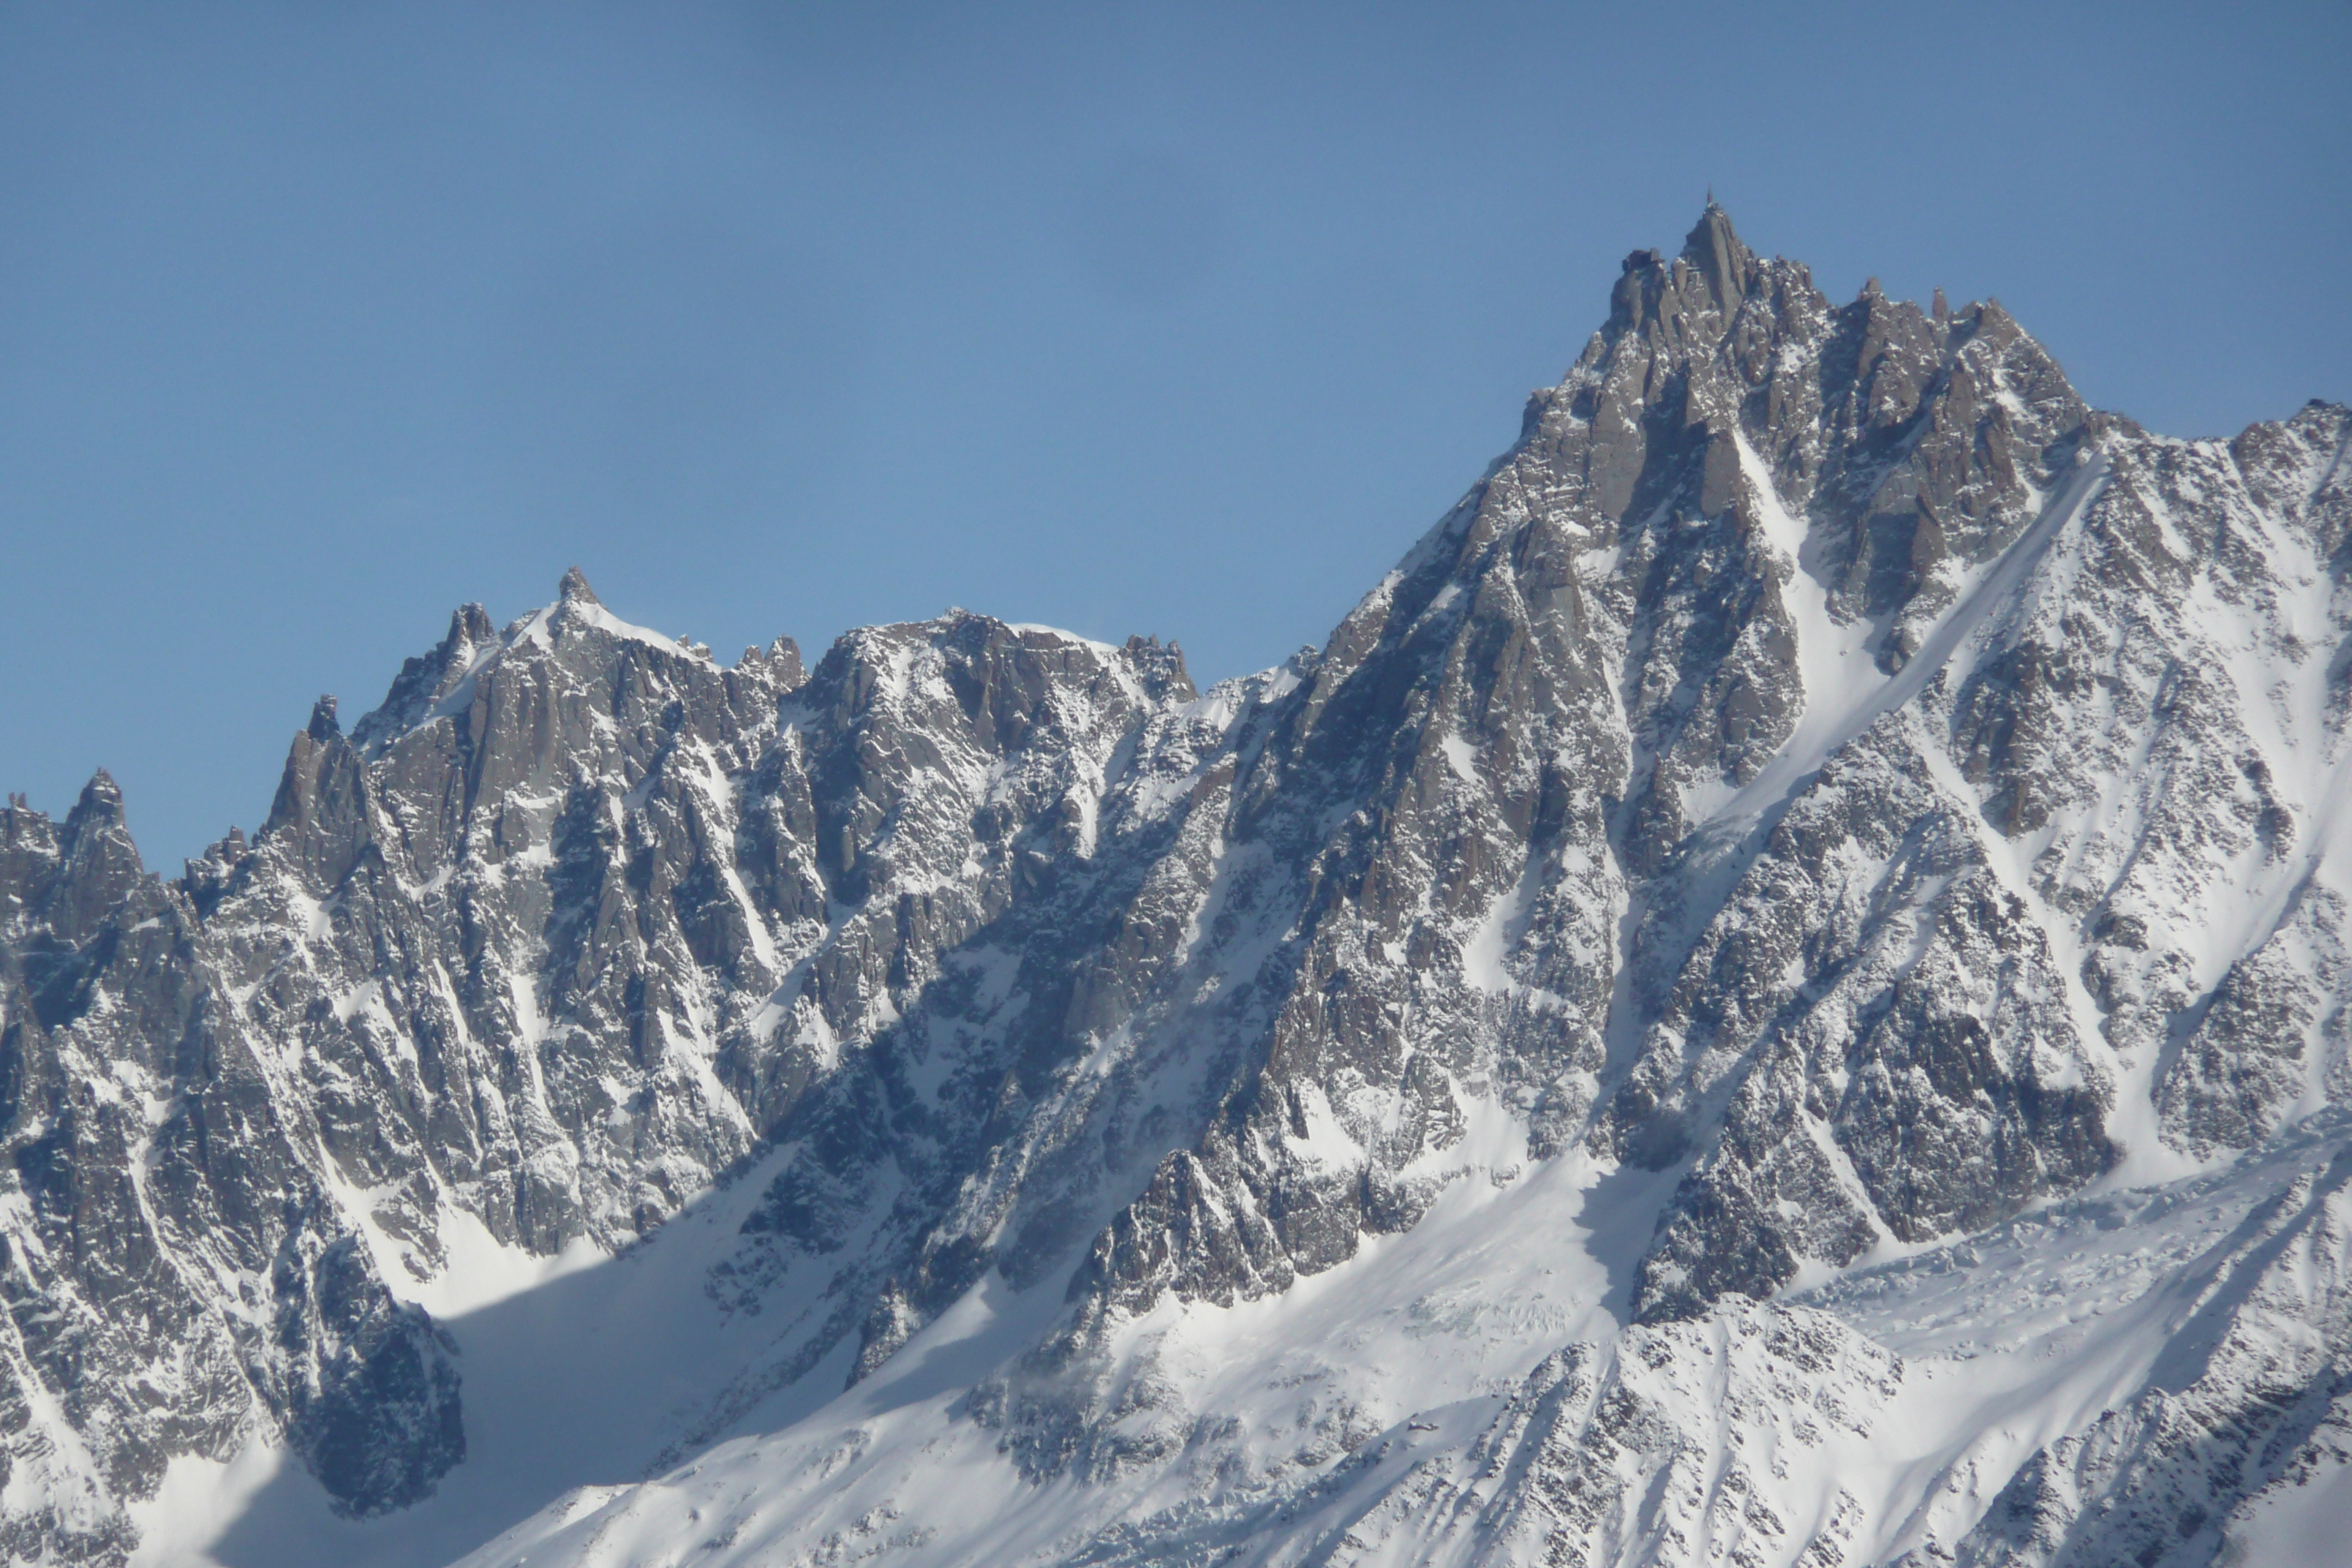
1680, 200, 1752, 313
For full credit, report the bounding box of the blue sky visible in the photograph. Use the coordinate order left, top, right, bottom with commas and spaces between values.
4, 1, 2347, 868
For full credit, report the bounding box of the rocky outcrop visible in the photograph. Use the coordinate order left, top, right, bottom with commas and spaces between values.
0, 777, 463, 1559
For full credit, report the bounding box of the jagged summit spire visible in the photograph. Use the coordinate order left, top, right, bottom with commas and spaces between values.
1679, 198, 1753, 312
68, 769, 127, 832
1681, 193, 1734, 243
559, 566, 600, 607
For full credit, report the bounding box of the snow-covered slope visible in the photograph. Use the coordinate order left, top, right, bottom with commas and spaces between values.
435, 1115, 2352, 1568
4, 207, 2350, 1568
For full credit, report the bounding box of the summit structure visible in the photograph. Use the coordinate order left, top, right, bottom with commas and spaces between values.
4, 209, 2350, 1567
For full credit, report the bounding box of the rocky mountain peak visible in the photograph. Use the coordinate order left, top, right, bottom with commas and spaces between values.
349, 599, 498, 753
557, 564, 600, 606
66, 767, 126, 832
1678, 197, 1756, 314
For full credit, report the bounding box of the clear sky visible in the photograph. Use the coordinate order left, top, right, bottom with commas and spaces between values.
4, 1, 2347, 870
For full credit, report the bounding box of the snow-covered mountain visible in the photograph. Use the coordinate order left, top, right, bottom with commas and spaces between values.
4, 206, 2348, 1568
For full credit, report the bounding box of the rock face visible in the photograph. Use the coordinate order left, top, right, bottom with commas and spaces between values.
5, 206, 2352, 1568
0, 773, 465, 1561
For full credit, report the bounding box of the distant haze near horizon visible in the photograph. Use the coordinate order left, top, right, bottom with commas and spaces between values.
4, 0, 2346, 868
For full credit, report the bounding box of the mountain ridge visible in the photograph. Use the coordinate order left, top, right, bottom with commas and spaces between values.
2, 205, 2348, 1567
